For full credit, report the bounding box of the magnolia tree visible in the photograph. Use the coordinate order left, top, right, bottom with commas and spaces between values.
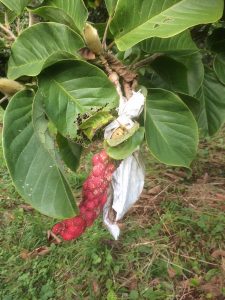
1, 0, 225, 240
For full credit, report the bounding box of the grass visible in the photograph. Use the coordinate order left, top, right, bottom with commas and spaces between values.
0, 107, 225, 300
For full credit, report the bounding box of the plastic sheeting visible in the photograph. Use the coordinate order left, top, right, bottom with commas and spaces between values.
103, 91, 145, 239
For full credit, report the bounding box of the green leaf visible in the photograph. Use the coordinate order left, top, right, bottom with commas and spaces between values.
110, 0, 224, 51
145, 89, 198, 167
151, 53, 204, 96
178, 93, 201, 119
0, 6, 17, 23
141, 30, 198, 54
38, 60, 119, 139
30, 7, 77, 32
196, 69, 225, 136
214, 53, 225, 85
7, 22, 84, 80
3, 90, 77, 219
105, 0, 118, 15
32, 0, 88, 34
106, 127, 145, 160
56, 133, 82, 172
32, 90, 57, 159
0, 0, 31, 14
79, 111, 113, 140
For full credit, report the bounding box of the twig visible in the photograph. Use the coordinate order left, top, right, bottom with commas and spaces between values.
170, 250, 219, 267
160, 253, 195, 275
102, 15, 112, 50
131, 53, 163, 70
0, 24, 16, 40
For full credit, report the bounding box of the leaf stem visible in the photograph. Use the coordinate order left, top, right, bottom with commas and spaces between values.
0, 95, 8, 104
0, 24, 16, 40
102, 15, 112, 50
107, 40, 115, 50
131, 53, 163, 70
28, 11, 35, 27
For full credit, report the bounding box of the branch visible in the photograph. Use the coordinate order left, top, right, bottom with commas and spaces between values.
131, 53, 163, 70
0, 24, 16, 40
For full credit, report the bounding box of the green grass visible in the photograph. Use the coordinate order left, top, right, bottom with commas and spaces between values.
0, 107, 225, 300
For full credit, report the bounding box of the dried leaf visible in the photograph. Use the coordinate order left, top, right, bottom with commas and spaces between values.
3, 211, 15, 222
164, 172, 180, 181
148, 185, 161, 195
212, 250, 225, 258
20, 246, 50, 259
222, 257, 225, 272
215, 193, 225, 201
149, 278, 160, 287
20, 249, 30, 260
48, 230, 62, 244
92, 280, 100, 296
203, 172, 209, 183
30, 246, 50, 257
201, 277, 223, 297
167, 267, 176, 278
20, 204, 34, 211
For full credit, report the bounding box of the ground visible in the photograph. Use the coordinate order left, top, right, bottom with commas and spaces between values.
0, 107, 225, 300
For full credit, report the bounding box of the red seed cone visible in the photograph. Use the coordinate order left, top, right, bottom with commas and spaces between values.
52, 150, 116, 241
82, 209, 97, 227
52, 222, 64, 235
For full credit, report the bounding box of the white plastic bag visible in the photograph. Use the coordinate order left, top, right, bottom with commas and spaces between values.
103, 91, 145, 240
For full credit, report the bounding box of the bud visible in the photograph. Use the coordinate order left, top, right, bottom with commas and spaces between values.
0, 78, 24, 96
84, 23, 103, 55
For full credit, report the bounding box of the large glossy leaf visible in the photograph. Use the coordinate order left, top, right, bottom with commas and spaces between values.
106, 127, 145, 160
214, 53, 225, 85
151, 53, 204, 96
110, 0, 224, 51
30, 7, 77, 32
32, 0, 88, 34
145, 89, 198, 167
105, 0, 118, 15
38, 60, 119, 139
3, 90, 77, 219
0, 0, 31, 14
141, 31, 198, 54
178, 93, 200, 119
56, 133, 82, 172
7, 22, 84, 80
196, 69, 225, 137
32, 89, 54, 150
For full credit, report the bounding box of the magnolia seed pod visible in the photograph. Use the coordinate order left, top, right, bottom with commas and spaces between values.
0, 78, 24, 96
84, 23, 103, 55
